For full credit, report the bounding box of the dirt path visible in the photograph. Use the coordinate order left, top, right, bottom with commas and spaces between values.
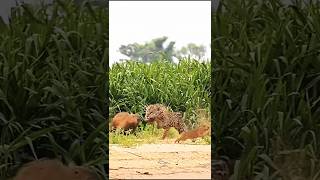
109, 143, 211, 179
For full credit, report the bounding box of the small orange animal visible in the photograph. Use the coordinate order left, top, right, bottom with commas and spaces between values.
13, 159, 100, 180
110, 112, 140, 133
175, 124, 210, 143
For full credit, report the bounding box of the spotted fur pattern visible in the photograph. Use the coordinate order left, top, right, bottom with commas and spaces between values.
145, 104, 187, 138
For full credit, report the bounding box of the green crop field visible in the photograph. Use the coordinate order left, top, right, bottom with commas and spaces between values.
109, 59, 211, 146
213, 0, 320, 179
0, 1, 108, 179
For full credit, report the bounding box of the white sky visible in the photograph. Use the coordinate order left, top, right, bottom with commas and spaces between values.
109, 1, 211, 65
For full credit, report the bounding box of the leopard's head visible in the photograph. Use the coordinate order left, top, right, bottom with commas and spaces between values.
144, 104, 167, 123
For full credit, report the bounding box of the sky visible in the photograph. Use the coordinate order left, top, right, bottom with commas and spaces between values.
109, 1, 211, 65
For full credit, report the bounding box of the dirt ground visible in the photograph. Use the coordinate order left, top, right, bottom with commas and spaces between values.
109, 142, 211, 179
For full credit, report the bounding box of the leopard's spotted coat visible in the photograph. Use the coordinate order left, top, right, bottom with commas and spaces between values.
145, 104, 187, 139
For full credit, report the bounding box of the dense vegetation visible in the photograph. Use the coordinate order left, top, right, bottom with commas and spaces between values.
0, 1, 108, 179
213, 0, 320, 179
109, 59, 210, 129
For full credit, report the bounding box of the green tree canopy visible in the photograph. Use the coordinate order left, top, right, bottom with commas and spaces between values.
174, 43, 206, 60
118, 36, 207, 63
119, 36, 175, 63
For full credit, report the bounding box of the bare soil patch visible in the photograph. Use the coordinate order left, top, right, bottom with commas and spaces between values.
109, 143, 211, 179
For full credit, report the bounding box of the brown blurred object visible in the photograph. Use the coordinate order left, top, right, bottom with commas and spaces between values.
13, 159, 100, 180
212, 159, 231, 180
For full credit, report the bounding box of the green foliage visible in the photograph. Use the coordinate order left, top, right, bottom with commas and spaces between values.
109, 124, 168, 147
0, 0, 107, 178
119, 36, 208, 63
109, 124, 211, 147
213, 0, 320, 179
119, 36, 176, 63
109, 59, 210, 128
175, 43, 207, 60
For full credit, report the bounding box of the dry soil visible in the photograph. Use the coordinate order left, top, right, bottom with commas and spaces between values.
109, 142, 211, 179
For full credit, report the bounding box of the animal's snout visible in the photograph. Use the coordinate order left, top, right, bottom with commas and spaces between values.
145, 116, 155, 122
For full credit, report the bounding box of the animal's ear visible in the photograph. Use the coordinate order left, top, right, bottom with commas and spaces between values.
157, 108, 164, 116
176, 112, 183, 118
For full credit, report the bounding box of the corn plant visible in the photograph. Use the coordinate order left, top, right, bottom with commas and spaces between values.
0, 0, 108, 178
109, 59, 210, 128
213, 0, 320, 179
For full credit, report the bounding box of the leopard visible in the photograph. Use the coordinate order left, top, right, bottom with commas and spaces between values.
174, 124, 210, 143
145, 104, 187, 140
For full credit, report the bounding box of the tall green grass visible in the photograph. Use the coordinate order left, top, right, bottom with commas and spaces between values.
0, 0, 107, 179
213, 0, 320, 179
109, 59, 210, 128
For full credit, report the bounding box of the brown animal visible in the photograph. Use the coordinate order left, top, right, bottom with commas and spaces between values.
111, 112, 140, 133
145, 104, 188, 140
175, 124, 210, 143
13, 159, 100, 180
